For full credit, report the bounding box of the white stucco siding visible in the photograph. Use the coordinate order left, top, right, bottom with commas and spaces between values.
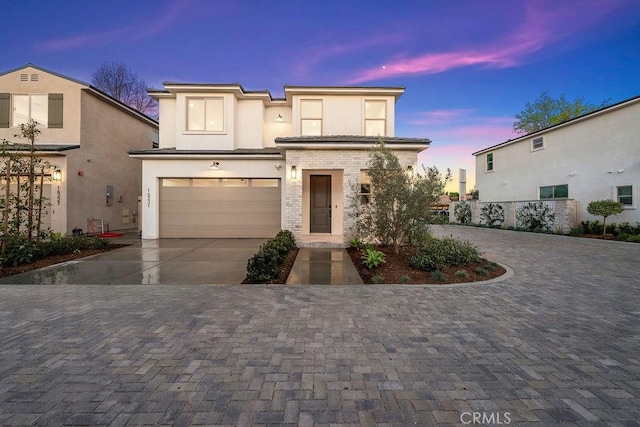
158, 98, 176, 148
236, 100, 264, 149
475, 100, 640, 223
140, 158, 286, 239
174, 93, 235, 150
264, 106, 292, 147
291, 95, 396, 137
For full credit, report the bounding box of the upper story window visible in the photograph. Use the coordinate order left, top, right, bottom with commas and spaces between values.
152, 131, 159, 148
540, 184, 568, 199
532, 136, 544, 150
186, 97, 224, 132
359, 170, 371, 204
486, 152, 494, 172
0, 93, 63, 129
364, 100, 386, 136
617, 185, 633, 206
300, 99, 322, 136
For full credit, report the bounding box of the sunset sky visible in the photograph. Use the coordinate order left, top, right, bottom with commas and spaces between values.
2, 0, 639, 190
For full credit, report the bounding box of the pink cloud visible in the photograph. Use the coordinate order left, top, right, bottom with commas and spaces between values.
292, 33, 407, 79
36, 0, 190, 52
404, 109, 475, 126
346, 0, 625, 83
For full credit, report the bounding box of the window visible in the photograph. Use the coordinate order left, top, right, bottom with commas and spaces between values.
12, 94, 48, 127
486, 152, 494, 171
152, 131, 159, 148
251, 179, 279, 188
221, 178, 249, 187
162, 178, 190, 187
532, 136, 544, 150
540, 184, 568, 199
300, 99, 322, 136
0, 93, 63, 129
364, 100, 386, 136
617, 185, 633, 206
359, 170, 371, 204
186, 97, 224, 132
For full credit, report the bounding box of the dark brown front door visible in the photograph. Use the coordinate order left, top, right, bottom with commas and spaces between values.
310, 175, 331, 233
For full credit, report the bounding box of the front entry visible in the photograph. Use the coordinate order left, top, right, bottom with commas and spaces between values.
310, 175, 331, 233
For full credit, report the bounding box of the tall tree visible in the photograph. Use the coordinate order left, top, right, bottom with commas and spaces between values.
91, 62, 158, 118
351, 142, 451, 254
513, 91, 610, 134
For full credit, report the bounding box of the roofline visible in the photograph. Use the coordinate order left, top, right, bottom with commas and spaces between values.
0, 63, 158, 128
150, 83, 406, 104
0, 63, 89, 86
472, 93, 640, 156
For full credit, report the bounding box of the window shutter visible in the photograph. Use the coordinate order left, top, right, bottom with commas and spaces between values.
48, 93, 63, 128
0, 93, 9, 128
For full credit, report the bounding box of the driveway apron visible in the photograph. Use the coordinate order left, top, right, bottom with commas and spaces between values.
0, 239, 265, 285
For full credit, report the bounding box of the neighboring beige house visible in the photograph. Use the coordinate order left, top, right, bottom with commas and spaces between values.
472, 94, 640, 225
129, 83, 430, 245
0, 64, 158, 235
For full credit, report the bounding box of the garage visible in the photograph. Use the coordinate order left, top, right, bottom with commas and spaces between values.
159, 178, 281, 238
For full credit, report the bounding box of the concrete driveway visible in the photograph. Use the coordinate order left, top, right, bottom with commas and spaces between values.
0, 239, 265, 285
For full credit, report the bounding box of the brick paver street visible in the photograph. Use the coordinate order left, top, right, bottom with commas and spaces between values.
0, 225, 638, 425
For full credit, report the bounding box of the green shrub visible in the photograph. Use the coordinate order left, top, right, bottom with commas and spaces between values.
409, 237, 482, 271
0, 235, 36, 266
455, 270, 469, 279
372, 275, 384, 284
515, 202, 554, 232
484, 262, 497, 271
430, 270, 445, 281
399, 275, 411, 284
454, 201, 472, 224
616, 233, 630, 241
475, 268, 489, 277
626, 235, 640, 243
349, 237, 363, 249
617, 222, 634, 235
246, 247, 279, 283
362, 248, 386, 269
569, 226, 584, 237
586, 200, 624, 236
480, 203, 505, 226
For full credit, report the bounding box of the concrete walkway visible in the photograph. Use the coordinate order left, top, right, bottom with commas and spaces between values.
286, 248, 364, 285
0, 226, 639, 425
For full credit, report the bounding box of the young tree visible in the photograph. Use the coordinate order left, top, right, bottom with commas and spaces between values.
351, 142, 451, 254
91, 62, 158, 118
586, 200, 624, 236
513, 92, 610, 134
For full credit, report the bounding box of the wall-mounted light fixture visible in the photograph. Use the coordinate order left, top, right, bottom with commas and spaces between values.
290, 165, 297, 179
617, 168, 625, 174
276, 114, 284, 122
274, 163, 282, 170
569, 172, 577, 177
210, 161, 220, 170
52, 168, 62, 181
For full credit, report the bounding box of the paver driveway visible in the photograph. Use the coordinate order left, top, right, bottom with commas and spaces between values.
0, 226, 638, 425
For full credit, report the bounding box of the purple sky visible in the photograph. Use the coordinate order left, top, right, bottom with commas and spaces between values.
2, 0, 639, 189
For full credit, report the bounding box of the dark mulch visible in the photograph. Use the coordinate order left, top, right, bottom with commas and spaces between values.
347, 245, 506, 285
0, 245, 129, 279
242, 248, 299, 284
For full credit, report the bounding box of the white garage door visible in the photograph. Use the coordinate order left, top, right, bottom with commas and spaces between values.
159, 178, 281, 238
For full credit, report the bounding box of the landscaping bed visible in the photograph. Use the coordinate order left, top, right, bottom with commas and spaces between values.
347, 245, 506, 285
0, 244, 128, 279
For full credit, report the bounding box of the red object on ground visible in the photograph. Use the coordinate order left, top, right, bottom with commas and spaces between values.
97, 232, 124, 238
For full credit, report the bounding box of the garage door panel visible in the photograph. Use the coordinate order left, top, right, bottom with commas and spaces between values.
160, 179, 281, 238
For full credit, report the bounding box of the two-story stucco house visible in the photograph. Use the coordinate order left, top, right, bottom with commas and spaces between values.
129, 83, 430, 245
0, 64, 158, 235
473, 95, 640, 225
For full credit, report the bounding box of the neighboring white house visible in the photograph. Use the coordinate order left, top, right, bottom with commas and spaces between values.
129, 83, 430, 245
0, 64, 158, 235
473, 94, 640, 225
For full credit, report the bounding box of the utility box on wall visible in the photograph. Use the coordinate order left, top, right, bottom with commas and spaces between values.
106, 185, 114, 206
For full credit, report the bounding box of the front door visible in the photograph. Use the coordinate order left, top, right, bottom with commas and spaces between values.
310, 175, 331, 233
